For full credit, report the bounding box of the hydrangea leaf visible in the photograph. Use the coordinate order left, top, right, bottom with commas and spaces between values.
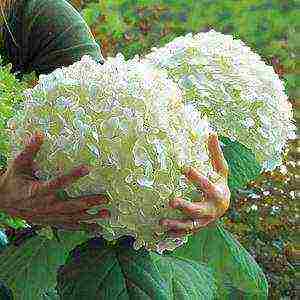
219, 136, 262, 197
57, 236, 217, 300
149, 251, 218, 299
57, 236, 170, 300
0, 230, 90, 300
168, 223, 268, 299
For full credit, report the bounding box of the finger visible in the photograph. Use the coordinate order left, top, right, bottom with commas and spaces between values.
159, 218, 194, 231
169, 197, 205, 218
167, 219, 214, 238
13, 132, 44, 172
193, 200, 227, 218
29, 208, 110, 227
159, 218, 212, 232
169, 197, 229, 219
208, 133, 229, 179
183, 167, 216, 195
43, 194, 110, 214
35, 165, 90, 195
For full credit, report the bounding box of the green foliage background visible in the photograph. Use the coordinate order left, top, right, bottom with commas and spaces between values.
70, 0, 298, 298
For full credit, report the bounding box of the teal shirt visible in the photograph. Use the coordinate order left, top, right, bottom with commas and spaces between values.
1, 0, 104, 76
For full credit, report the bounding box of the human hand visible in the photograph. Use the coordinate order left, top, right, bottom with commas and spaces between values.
0, 132, 111, 231
159, 133, 231, 238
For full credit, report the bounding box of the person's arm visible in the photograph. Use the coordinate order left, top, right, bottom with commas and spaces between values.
3, 0, 105, 76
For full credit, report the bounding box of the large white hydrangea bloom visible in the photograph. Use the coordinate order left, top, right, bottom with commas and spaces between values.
144, 30, 297, 171
7, 55, 216, 253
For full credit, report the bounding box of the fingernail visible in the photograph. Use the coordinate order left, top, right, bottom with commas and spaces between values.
97, 209, 110, 219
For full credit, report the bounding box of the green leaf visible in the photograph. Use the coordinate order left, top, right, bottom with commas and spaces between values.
56, 230, 91, 253
219, 136, 262, 197
0, 230, 90, 299
150, 252, 218, 299
57, 236, 217, 300
57, 237, 170, 300
168, 223, 268, 299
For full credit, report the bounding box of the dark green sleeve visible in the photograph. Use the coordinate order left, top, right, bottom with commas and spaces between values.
3, 0, 105, 76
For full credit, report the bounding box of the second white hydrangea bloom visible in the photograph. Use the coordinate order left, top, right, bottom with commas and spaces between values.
144, 29, 297, 171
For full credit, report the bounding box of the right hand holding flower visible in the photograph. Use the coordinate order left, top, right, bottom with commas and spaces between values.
0, 132, 110, 231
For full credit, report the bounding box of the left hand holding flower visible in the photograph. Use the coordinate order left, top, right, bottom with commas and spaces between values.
159, 133, 231, 238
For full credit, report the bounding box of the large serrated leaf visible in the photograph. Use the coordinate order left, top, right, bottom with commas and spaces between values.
57, 236, 217, 300
57, 236, 170, 300
168, 223, 268, 299
150, 252, 218, 300
0, 230, 90, 300
219, 136, 262, 197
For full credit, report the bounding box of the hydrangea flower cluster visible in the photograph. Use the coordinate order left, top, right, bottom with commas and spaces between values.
144, 30, 297, 171
7, 55, 215, 253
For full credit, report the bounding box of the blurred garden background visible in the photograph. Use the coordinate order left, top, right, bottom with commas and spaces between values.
68, 0, 299, 298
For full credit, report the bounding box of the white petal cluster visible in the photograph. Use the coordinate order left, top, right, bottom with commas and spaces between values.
144, 30, 297, 171
7, 55, 215, 253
